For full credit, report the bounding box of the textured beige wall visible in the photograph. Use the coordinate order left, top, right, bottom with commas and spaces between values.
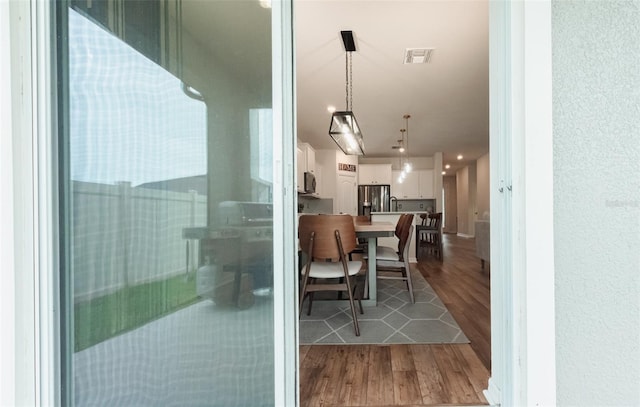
553, 1, 640, 405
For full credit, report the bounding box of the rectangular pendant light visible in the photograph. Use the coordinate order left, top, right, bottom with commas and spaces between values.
328, 31, 365, 156
329, 111, 365, 155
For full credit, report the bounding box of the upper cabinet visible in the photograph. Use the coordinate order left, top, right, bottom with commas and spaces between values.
391, 169, 434, 199
358, 164, 392, 185
298, 142, 316, 174
296, 146, 305, 192
417, 169, 434, 198
392, 170, 419, 199
297, 142, 317, 193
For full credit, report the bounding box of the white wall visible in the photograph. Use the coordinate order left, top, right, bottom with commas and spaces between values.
553, 2, 640, 405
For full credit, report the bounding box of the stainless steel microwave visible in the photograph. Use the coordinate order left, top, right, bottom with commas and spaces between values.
304, 172, 316, 193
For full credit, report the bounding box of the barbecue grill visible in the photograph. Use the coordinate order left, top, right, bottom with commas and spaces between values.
184, 201, 273, 308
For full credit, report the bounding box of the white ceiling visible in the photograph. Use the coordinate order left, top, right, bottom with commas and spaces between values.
181, 0, 489, 173
295, 0, 489, 172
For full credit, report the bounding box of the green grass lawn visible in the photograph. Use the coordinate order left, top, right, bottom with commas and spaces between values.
74, 274, 198, 352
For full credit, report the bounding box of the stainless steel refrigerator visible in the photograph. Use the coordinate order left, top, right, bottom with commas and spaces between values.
358, 184, 391, 216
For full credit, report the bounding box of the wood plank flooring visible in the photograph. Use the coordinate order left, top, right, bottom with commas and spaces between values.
417, 234, 491, 371
299, 234, 491, 407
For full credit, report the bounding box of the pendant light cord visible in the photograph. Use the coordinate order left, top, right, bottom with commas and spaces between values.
406, 117, 409, 156
346, 51, 353, 111
404, 114, 411, 160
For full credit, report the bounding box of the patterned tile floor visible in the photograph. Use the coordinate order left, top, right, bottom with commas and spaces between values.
299, 269, 469, 344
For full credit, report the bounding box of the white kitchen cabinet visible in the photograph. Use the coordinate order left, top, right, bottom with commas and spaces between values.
297, 142, 318, 194
298, 142, 316, 174
392, 169, 434, 199
391, 170, 403, 197
296, 146, 305, 192
358, 164, 392, 185
417, 169, 434, 198
392, 170, 419, 198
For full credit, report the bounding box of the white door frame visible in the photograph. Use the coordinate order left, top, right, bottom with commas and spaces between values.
3, 1, 58, 405
486, 1, 556, 406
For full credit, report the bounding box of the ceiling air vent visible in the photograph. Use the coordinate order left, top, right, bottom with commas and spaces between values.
404, 48, 434, 64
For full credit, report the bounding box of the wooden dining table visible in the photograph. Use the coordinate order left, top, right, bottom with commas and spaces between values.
353, 219, 396, 306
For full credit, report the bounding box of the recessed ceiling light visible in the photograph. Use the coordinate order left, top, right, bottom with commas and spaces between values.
259, 0, 271, 9
442, 171, 446, 175
457, 154, 463, 160
445, 164, 450, 169
327, 105, 336, 113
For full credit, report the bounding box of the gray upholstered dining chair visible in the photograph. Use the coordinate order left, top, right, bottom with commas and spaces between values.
298, 214, 363, 336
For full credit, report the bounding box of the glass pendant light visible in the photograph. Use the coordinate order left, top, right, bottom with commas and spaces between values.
328, 31, 365, 155
403, 114, 412, 172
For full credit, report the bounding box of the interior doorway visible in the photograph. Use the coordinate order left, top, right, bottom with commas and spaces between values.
295, 1, 556, 406
294, 2, 493, 406
442, 176, 458, 234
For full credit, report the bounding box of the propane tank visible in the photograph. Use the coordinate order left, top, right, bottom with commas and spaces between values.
196, 256, 216, 300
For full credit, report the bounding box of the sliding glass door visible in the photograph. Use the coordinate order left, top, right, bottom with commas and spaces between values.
56, 1, 295, 405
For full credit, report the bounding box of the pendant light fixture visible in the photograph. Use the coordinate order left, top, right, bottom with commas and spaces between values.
397, 128, 407, 183
397, 115, 412, 183
402, 114, 412, 173
328, 31, 365, 155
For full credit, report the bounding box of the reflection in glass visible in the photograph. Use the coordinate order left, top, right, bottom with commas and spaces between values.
62, 3, 275, 406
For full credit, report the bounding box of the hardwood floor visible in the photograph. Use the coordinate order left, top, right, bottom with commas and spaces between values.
299, 234, 491, 407
417, 234, 491, 371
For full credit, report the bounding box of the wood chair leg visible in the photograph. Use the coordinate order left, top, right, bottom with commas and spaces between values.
344, 276, 360, 336
404, 262, 415, 304
299, 271, 310, 316
307, 291, 314, 316
352, 277, 363, 314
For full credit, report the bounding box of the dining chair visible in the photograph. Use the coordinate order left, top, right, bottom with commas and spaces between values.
298, 214, 363, 336
365, 213, 415, 303
348, 215, 370, 260
416, 212, 443, 260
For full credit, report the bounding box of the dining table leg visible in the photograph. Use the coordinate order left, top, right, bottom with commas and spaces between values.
363, 237, 377, 306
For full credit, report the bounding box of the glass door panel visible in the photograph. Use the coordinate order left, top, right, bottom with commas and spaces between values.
57, 1, 291, 405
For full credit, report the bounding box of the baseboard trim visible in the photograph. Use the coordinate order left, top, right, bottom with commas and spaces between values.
483, 377, 501, 406
457, 233, 474, 238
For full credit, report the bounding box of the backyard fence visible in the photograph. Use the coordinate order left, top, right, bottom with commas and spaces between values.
72, 181, 207, 302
